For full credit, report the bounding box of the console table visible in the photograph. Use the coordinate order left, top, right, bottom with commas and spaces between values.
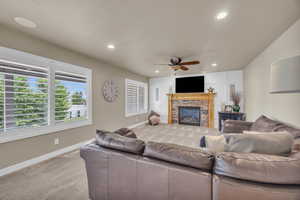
218, 112, 245, 131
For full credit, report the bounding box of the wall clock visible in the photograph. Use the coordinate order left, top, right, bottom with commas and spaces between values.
102, 80, 119, 102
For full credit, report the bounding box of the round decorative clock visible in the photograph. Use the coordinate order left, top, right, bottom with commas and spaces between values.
102, 80, 119, 102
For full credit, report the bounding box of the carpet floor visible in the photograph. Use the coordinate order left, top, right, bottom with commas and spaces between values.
0, 124, 219, 199
0, 150, 89, 200
134, 123, 219, 148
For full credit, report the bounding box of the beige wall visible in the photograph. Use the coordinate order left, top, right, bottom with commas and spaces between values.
244, 19, 300, 126
0, 25, 148, 169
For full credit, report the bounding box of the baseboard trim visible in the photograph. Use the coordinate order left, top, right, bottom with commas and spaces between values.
0, 139, 93, 177
0, 121, 147, 177
127, 120, 147, 129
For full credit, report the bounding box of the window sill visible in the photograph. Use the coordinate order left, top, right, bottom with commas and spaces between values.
125, 112, 148, 118
0, 119, 92, 144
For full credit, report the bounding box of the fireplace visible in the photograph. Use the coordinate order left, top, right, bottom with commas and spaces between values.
178, 106, 201, 126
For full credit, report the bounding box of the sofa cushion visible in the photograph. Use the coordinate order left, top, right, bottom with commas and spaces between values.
214, 152, 300, 185
225, 132, 293, 155
250, 115, 281, 132
273, 124, 300, 138
144, 142, 214, 170
250, 115, 300, 138
202, 132, 293, 155
113, 128, 137, 138
222, 120, 253, 133
96, 130, 145, 154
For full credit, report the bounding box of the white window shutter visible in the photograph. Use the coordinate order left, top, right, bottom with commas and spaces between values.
0, 61, 49, 132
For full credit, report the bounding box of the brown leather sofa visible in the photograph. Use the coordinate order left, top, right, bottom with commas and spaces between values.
81, 117, 300, 200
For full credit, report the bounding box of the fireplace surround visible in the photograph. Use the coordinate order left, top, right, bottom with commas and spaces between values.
167, 93, 215, 128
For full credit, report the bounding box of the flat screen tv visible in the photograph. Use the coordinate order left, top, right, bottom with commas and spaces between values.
175, 76, 205, 93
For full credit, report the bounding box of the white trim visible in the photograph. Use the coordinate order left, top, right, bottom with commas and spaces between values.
125, 79, 148, 117
0, 120, 147, 177
0, 139, 94, 177
127, 120, 147, 129
0, 47, 93, 143
0, 120, 92, 144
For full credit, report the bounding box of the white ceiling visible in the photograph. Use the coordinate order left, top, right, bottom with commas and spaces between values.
0, 0, 299, 77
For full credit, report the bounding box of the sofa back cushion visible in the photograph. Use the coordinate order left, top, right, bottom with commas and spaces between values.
96, 130, 145, 154
214, 152, 300, 185
144, 142, 214, 171
250, 115, 281, 132
225, 132, 293, 155
250, 115, 300, 138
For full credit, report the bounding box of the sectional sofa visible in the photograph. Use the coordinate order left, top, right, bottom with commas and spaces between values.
81, 116, 300, 200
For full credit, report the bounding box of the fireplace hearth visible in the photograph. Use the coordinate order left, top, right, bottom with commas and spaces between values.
178, 106, 201, 126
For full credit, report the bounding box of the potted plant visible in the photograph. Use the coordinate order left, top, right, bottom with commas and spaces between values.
231, 90, 241, 112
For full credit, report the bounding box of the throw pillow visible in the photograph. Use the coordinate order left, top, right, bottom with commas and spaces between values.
250, 115, 281, 132
200, 135, 226, 152
201, 132, 293, 155
149, 115, 160, 125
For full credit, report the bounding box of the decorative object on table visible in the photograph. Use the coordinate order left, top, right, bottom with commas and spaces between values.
102, 80, 119, 102
148, 110, 160, 125
207, 87, 215, 93
230, 84, 242, 112
270, 55, 300, 93
224, 105, 232, 112
218, 112, 245, 131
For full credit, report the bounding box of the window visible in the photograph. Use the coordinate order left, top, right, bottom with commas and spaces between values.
55, 72, 87, 123
0, 62, 48, 132
0, 47, 92, 143
125, 79, 148, 117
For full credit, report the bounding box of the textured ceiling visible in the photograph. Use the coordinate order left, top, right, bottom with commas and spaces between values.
0, 0, 299, 77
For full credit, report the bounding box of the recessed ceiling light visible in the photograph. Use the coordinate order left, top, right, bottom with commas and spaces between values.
216, 12, 228, 20
107, 44, 115, 49
14, 17, 37, 28
155, 70, 160, 73
211, 63, 218, 67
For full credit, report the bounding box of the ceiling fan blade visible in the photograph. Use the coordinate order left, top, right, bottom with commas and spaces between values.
180, 65, 189, 71
171, 66, 181, 71
179, 61, 200, 65
154, 64, 170, 66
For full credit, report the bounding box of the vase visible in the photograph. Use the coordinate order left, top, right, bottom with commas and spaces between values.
232, 104, 240, 112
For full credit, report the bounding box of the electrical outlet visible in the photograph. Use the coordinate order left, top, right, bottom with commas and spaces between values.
54, 138, 59, 145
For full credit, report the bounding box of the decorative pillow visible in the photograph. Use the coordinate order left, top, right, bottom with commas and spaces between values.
200, 135, 226, 152
201, 132, 293, 155
250, 115, 281, 132
114, 128, 137, 138
224, 132, 293, 155
148, 110, 160, 125
149, 115, 160, 126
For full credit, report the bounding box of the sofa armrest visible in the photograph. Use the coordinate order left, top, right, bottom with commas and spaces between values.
222, 120, 253, 133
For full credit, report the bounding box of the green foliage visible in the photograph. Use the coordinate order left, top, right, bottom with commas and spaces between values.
13, 76, 48, 127
55, 80, 70, 121
71, 91, 86, 105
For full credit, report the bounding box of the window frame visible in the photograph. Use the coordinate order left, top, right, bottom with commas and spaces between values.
0, 47, 92, 144
125, 79, 148, 117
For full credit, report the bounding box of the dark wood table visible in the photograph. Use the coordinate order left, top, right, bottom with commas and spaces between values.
218, 112, 246, 131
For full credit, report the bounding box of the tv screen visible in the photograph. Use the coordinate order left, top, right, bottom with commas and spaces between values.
175, 76, 205, 93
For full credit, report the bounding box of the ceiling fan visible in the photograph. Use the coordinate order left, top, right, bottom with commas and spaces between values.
155, 57, 200, 71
